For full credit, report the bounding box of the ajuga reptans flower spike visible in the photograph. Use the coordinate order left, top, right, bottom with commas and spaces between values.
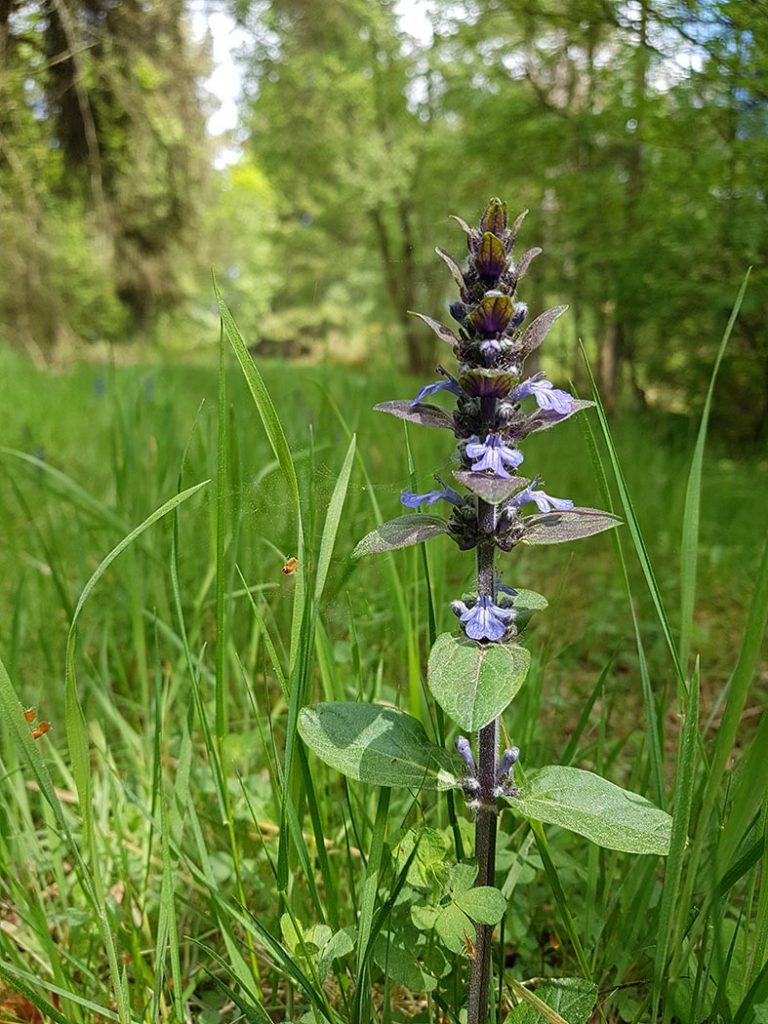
298, 198, 672, 1023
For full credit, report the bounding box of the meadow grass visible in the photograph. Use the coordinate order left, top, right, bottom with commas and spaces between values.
0, 336, 766, 1023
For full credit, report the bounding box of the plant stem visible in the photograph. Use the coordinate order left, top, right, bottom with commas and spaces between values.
468, 490, 499, 1024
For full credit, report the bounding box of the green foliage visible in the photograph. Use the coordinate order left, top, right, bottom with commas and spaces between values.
298, 702, 463, 789
427, 633, 531, 732
0, 319, 765, 1019
352, 513, 451, 556
510, 766, 673, 856
505, 977, 598, 1024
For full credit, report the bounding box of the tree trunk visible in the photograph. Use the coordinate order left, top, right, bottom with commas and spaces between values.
370, 204, 435, 374
600, 316, 624, 415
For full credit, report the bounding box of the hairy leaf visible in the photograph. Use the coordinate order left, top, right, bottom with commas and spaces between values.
514, 247, 542, 280
521, 508, 621, 545
524, 399, 594, 433
375, 400, 455, 431
508, 765, 672, 855
298, 702, 462, 790
353, 514, 450, 558
508, 208, 528, 248
435, 247, 466, 292
410, 311, 459, 348
449, 213, 481, 249
517, 306, 568, 356
454, 471, 528, 504
506, 977, 598, 1024
428, 633, 531, 731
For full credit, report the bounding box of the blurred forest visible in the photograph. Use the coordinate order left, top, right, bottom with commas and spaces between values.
1, 0, 767, 437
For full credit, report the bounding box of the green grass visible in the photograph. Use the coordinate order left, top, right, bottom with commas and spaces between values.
0, 336, 766, 1023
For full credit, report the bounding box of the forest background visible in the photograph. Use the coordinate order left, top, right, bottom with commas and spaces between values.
2, 0, 767, 438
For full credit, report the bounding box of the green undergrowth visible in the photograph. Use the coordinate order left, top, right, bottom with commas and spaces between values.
0, 337, 766, 1023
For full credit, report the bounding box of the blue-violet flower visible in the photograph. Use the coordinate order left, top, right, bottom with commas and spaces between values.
512, 484, 574, 513
410, 370, 463, 407
451, 595, 515, 642
465, 434, 524, 478
513, 372, 574, 416
401, 484, 462, 508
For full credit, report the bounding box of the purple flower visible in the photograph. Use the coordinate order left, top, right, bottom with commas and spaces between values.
496, 579, 518, 598
465, 434, 524, 478
512, 483, 574, 513
513, 372, 574, 416
401, 483, 462, 509
451, 595, 516, 642
410, 368, 463, 408
455, 736, 477, 773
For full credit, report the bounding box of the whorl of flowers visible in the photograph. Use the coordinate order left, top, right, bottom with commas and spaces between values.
374, 198, 616, 642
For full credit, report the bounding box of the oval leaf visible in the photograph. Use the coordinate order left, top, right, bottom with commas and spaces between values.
521, 508, 621, 545
353, 514, 450, 558
455, 885, 507, 925
508, 765, 672, 855
428, 633, 531, 732
454, 471, 529, 505
375, 400, 455, 432
298, 702, 462, 790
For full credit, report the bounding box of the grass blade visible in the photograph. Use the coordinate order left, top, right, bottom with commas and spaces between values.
679, 273, 749, 670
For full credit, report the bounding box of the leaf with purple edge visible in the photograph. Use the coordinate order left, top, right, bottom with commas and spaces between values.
410, 311, 459, 348
480, 197, 508, 237
459, 369, 517, 398
453, 471, 529, 505
353, 514, 451, 558
520, 508, 622, 545
435, 248, 466, 292
469, 294, 514, 335
375, 400, 456, 432
516, 305, 568, 356
475, 232, 507, 282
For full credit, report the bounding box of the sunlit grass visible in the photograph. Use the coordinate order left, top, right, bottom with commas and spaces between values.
0, 336, 766, 1022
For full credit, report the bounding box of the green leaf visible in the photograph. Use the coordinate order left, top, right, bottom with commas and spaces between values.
373, 936, 438, 993
521, 508, 621, 545
314, 433, 355, 604
518, 305, 568, 357
505, 977, 598, 1024
449, 862, 477, 894
298, 702, 462, 790
453, 470, 529, 504
434, 903, 474, 954
353, 514, 450, 558
427, 633, 531, 732
512, 588, 549, 630
375, 399, 455, 431
509, 765, 672, 855
455, 886, 507, 925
